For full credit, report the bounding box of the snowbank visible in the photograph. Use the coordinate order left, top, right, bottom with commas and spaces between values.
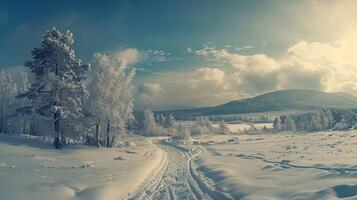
0, 134, 164, 200
191, 131, 357, 199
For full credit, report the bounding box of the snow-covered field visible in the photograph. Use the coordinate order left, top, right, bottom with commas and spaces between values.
2, 129, 357, 200
0, 134, 164, 200
191, 130, 357, 199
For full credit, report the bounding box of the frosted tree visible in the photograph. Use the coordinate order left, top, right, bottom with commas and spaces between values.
0, 70, 17, 133
142, 109, 166, 136
286, 116, 296, 131
165, 114, 178, 135
191, 116, 217, 135
309, 113, 323, 131
273, 117, 281, 132
199, 117, 215, 130
218, 120, 230, 134
173, 124, 190, 139
21, 27, 89, 149
143, 109, 156, 136
321, 109, 333, 129
88, 53, 135, 147
166, 114, 177, 128
15, 71, 31, 134
295, 116, 303, 131
16, 72, 45, 138
15, 72, 30, 135
280, 116, 288, 131
158, 114, 166, 127
313, 109, 330, 130
17, 72, 29, 92
343, 109, 355, 128
333, 109, 355, 130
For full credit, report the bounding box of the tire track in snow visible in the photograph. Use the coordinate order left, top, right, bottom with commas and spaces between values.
234, 153, 357, 174
201, 144, 221, 156
129, 140, 212, 200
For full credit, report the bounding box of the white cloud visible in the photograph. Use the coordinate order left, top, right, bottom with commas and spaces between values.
214, 49, 279, 74
135, 68, 240, 110
194, 49, 209, 56
185, 47, 193, 53
189, 68, 226, 88
112, 48, 170, 65
137, 31, 357, 109
113, 48, 148, 65
234, 45, 254, 51
145, 49, 171, 62
280, 31, 357, 94
139, 83, 162, 94
136, 83, 163, 109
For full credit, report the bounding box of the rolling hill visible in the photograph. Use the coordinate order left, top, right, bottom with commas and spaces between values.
158, 89, 357, 118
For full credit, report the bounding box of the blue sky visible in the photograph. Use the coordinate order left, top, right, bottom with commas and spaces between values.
1, 1, 289, 67
1, 0, 357, 110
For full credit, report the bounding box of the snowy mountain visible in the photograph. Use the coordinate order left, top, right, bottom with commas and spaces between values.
158, 89, 357, 118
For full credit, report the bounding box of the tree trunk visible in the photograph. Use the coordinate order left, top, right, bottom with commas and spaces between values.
61, 132, 67, 146
110, 134, 116, 148
96, 123, 101, 148
29, 114, 34, 139
30, 114, 34, 138
106, 119, 110, 148
53, 112, 61, 149
53, 66, 61, 149
22, 119, 26, 135
0, 116, 3, 133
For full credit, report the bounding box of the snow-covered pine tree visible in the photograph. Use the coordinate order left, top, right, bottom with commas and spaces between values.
88, 53, 135, 147
22, 27, 89, 149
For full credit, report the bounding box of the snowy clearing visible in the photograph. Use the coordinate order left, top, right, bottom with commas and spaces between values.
2, 130, 357, 200
0, 134, 164, 200
191, 130, 357, 199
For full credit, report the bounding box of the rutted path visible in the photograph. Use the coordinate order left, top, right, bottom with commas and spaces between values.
129, 140, 214, 200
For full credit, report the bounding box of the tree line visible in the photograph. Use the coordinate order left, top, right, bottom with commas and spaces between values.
273, 109, 357, 132
138, 110, 232, 138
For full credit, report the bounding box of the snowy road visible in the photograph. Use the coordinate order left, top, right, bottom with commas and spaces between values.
129, 140, 215, 200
